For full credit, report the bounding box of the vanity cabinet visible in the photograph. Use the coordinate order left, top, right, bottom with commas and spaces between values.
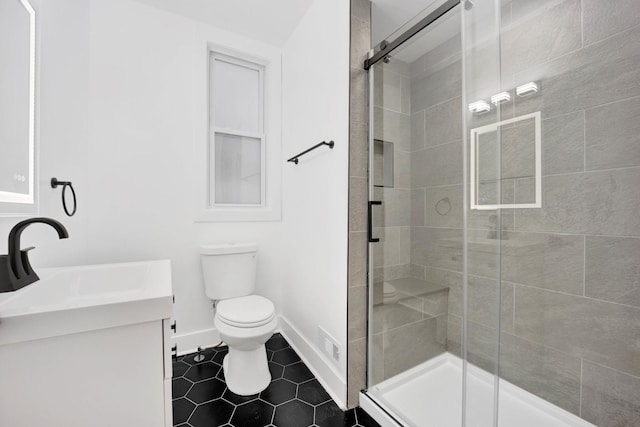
0, 260, 174, 427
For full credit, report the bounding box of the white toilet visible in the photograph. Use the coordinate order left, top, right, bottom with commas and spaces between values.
200, 243, 277, 396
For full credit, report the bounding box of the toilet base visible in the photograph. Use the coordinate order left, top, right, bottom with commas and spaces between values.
222, 345, 271, 396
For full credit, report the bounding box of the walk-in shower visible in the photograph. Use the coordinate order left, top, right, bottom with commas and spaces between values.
361, 0, 640, 426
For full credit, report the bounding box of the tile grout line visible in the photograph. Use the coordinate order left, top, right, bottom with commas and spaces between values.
582, 235, 586, 297
582, 109, 586, 173
579, 358, 584, 417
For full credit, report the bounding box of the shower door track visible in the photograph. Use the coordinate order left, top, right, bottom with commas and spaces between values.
363, 0, 460, 70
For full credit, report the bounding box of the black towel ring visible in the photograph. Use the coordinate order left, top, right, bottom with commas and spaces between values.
51, 178, 77, 217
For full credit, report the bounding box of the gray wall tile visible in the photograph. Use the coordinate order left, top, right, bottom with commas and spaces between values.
372, 297, 423, 334
410, 188, 425, 227
500, 119, 537, 180
501, 0, 582, 76
401, 75, 411, 114
350, 68, 369, 124
581, 360, 640, 427
348, 285, 367, 341
543, 111, 585, 175
383, 316, 447, 378
370, 333, 384, 385
410, 110, 426, 152
466, 320, 500, 373
586, 96, 640, 171
394, 150, 411, 189
347, 337, 367, 407
348, 231, 367, 288
373, 106, 411, 151
411, 60, 461, 112
399, 227, 411, 266
424, 97, 462, 147
349, 121, 368, 178
349, 177, 368, 232
411, 141, 463, 187
586, 236, 640, 308
421, 289, 449, 318
411, 227, 463, 272
410, 263, 426, 281
583, 0, 640, 46
448, 274, 514, 333
350, 15, 370, 70
514, 24, 640, 119
515, 168, 640, 236
514, 285, 640, 376
373, 264, 410, 282
499, 333, 581, 415
382, 57, 410, 78
373, 226, 401, 267
501, 232, 584, 295
374, 67, 403, 112
446, 313, 462, 356
381, 188, 410, 226
351, 0, 370, 23
468, 181, 515, 231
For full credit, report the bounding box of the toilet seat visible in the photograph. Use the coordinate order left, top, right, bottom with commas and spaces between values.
216, 295, 275, 328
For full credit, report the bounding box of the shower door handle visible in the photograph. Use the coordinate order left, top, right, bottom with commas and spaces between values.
368, 201, 382, 243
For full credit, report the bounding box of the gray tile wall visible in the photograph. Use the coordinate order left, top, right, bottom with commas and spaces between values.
410, 1, 640, 425
349, 0, 640, 424
482, 1, 639, 424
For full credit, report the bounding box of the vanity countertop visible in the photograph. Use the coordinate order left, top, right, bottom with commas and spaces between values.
0, 260, 173, 346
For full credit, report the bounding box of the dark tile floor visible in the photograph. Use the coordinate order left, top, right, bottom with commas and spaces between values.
172, 333, 380, 427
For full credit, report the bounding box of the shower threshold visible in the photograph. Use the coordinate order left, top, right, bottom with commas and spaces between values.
360, 353, 594, 427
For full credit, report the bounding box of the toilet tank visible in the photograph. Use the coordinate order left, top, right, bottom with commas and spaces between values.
200, 243, 258, 300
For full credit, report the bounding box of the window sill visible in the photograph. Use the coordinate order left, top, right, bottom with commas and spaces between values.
195, 206, 281, 223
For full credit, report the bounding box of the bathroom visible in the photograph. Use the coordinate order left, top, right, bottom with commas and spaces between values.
0, 0, 639, 426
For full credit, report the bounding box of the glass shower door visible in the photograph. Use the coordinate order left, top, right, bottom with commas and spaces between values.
366, 2, 499, 425
462, 0, 640, 426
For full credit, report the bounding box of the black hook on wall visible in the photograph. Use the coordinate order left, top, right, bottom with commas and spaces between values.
51, 178, 77, 217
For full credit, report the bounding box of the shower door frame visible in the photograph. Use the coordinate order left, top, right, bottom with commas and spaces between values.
362, 1, 503, 426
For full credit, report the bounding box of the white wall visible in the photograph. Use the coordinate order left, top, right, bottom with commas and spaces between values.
0, 0, 350, 408
0, 0, 90, 268
280, 0, 351, 405
84, 0, 286, 348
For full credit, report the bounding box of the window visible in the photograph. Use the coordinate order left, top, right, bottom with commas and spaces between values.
198, 46, 281, 223
209, 53, 265, 207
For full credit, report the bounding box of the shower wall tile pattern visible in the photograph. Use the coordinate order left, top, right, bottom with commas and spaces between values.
351, 0, 640, 425
415, 1, 640, 426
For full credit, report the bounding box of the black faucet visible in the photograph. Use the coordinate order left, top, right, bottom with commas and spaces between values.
0, 217, 69, 293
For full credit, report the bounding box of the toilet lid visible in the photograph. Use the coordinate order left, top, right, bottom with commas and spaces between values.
217, 295, 275, 328
383, 282, 397, 296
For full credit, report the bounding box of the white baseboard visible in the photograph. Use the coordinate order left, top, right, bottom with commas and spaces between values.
278, 315, 347, 409
173, 327, 221, 356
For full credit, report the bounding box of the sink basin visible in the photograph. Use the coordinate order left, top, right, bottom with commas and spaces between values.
0, 260, 173, 346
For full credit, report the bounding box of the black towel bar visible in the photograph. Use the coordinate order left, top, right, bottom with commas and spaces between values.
287, 140, 334, 164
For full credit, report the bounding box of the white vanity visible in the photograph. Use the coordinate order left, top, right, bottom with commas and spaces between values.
0, 260, 174, 427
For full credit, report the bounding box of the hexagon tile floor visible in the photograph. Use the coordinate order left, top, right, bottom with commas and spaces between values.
172, 333, 381, 427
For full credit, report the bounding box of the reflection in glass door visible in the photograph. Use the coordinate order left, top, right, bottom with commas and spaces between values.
366, 2, 497, 426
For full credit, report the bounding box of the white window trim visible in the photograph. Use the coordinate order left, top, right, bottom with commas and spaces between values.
196, 43, 282, 222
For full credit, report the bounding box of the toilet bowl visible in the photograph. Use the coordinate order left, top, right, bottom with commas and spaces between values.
200, 243, 276, 396
383, 282, 398, 304
214, 295, 277, 395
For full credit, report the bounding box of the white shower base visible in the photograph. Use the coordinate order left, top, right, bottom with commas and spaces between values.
361, 353, 595, 427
